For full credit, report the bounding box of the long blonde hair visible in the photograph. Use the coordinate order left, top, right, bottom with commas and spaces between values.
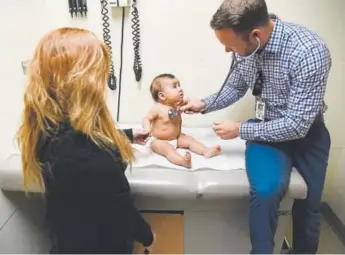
16, 27, 135, 191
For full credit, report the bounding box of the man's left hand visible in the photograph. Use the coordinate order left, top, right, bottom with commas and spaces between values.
213, 121, 240, 140
132, 129, 151, 145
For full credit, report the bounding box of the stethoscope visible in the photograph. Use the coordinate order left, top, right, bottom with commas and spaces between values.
167, 37, 261, 119
200, 37, 261, 114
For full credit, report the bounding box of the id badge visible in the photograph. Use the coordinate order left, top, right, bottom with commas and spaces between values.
255, 97, 266, 121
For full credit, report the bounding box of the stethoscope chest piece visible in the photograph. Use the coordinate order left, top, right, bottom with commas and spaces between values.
168, 108, 179, 119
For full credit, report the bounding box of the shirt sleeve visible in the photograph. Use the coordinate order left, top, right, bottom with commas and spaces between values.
201, 67, 248, 113
122, 129, 134, 143
94, 151, 154, 246
239, 45, 332, 142
114, 180, 154, 247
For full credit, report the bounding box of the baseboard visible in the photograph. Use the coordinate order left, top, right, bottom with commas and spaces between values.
281, 202, 345, 253
321, 202, 345, 247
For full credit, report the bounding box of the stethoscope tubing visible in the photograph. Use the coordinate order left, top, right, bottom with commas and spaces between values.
201, 38, 261, 114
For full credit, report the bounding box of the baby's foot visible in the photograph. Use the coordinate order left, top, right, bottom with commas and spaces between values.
182, 152, 192, 168
203, 145, 221, 158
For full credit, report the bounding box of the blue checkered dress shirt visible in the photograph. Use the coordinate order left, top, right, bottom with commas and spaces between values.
203, 18, 332, 142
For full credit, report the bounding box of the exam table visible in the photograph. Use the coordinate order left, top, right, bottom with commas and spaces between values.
0, 125, 307, 254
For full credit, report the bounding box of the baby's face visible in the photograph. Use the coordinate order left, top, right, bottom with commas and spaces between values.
161, 78, 184, 104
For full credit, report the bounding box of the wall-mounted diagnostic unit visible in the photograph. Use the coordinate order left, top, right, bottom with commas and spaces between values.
99, 0, 142, 122
99, 0, 142, 92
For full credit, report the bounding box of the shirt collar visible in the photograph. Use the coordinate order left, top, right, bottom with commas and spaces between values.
259, 17, 285, 55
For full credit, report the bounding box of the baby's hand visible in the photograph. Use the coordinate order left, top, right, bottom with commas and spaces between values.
143, 128, 152, 136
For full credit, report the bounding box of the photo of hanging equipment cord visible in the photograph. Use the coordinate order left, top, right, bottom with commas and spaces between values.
131, 0, 142, 82
100, 0, 117, 91
116, 7, 125, 122
100, 0, 126, 122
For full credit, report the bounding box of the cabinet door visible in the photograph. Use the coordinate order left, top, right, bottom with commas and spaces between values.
133, 213, 184, 254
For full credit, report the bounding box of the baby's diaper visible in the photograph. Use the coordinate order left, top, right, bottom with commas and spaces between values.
147, 136, 178, 148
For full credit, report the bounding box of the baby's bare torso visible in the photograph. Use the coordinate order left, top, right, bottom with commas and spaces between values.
151, 104, 182, 140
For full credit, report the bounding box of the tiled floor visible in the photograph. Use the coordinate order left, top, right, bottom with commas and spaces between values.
318, 216, 345, 254
285, 215, 345, 254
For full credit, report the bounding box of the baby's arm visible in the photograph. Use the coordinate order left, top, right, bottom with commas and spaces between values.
142, 106, 159, 133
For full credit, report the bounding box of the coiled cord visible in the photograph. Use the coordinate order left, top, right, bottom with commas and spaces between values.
131, 0, 142, 82
100, 0, 117, 90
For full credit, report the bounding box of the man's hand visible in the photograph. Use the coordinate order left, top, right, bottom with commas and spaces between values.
179, 97, 205, 114
132, 128, 151, 145
213, 121, 240, 140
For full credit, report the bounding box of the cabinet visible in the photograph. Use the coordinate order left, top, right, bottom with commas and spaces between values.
133, 212, 184, 254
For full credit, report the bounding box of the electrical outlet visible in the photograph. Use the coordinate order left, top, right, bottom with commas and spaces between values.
21, 60, 30, 75
108, 0, 131, 8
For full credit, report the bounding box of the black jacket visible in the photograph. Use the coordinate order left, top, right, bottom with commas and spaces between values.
37, 126, 153, 254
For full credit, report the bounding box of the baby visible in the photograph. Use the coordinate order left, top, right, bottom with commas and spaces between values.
142, 73, 221, 168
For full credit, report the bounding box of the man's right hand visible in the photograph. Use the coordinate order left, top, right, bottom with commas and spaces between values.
179, 98, 206, 114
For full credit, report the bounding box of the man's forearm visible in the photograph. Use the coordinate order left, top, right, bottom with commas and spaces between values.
202, 84, 246, 114
239, 116, 313, 142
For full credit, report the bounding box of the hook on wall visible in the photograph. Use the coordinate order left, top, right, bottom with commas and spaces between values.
21, 60, 30, 75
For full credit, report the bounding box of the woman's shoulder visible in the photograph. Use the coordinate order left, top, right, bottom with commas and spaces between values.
39, 128, 124, 172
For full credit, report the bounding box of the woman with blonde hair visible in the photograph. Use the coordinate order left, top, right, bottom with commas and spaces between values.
16, 27, 154, 254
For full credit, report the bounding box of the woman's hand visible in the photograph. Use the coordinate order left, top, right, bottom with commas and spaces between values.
132, 129, 151, 145
145, 232, 156, 253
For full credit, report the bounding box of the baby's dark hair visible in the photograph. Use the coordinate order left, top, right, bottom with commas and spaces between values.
150, 73, 176, 102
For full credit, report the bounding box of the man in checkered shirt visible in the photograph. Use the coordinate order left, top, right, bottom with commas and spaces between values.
181, 0, 332, 253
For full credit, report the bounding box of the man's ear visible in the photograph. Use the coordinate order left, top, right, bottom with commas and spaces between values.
249, 29, 261, 44
158, 92, 166, 101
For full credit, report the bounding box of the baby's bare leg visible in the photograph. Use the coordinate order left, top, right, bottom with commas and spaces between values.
151, 140, 191, 168
178, 134, 221, 158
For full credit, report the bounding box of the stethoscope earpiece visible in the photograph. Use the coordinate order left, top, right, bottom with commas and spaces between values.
255, 36, 260, 44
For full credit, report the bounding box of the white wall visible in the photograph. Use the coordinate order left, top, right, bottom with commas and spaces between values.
0, 0, 344, 238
